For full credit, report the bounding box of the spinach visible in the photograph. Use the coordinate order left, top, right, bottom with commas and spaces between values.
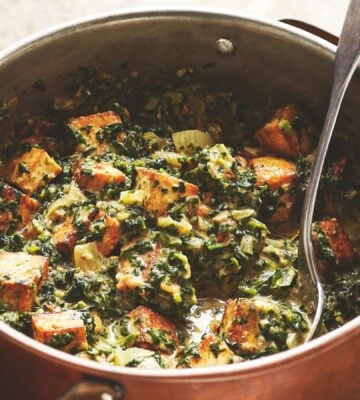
49, 332, 75, 349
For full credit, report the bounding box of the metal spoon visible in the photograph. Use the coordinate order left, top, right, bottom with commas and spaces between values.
299, 0, 360, 341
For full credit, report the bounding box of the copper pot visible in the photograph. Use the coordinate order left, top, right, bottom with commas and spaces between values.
0, 9, 359, 400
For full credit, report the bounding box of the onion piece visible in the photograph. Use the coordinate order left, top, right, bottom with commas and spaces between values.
74, 241, 102, 273
172, 129, 215, 155
45, 184, 86, 226
143, 131, 167, 149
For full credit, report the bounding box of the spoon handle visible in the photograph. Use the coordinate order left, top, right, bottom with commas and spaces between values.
300, 0, 360, 340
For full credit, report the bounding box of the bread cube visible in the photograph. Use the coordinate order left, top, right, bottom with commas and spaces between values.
312, 218, 357, 266
68, 111, 123, 153
0, 210, 12, 233
116, 236, 161, 293
268, 192, 294, 223
123, 305, 178, 353
220, 298, 309, 356
255, 104, 316, 159
0, 184, 20, 233
219, 298, 268, 355
32, 310, 88, 352
249, 157, 297, 223
96, 213, 120, 256
178, 334, 239, 368
0, 183, 40, 235
18, 194, 41, 227
5, 147, 62, 194
117, 235, 196, 315
53, 211, 119, 257
135, 167, 199, 216
249, 157, 297, 190
74, 160, 126, 193
52, 215, 79, 256
0, 251, 48, 311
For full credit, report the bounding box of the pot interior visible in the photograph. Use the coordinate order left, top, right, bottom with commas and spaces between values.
0, 10, 359, 375
0, 11, 359, 145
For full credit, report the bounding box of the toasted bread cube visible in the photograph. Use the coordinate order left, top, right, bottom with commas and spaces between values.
117, 234, 196, 315
0, 210, 12, 233
269, 192, 294, 223
124, 305, 178, 353
220, 298, 309, 355
0, 251, 48, 311
135, 167, 199, 216
53, 210, 120, 257
74, 160, 126, 193
219, 298, 268, 355
52, 215, 78, 256
312, 218, 357, 266
0, 184, 18, 233
116, 236, 161, 293
96, 213, 120, 256
5, 148, 62, 194
32, 310, 88, 352
0, 183, 40, 235
18, 194, 41, 227
249, 157, 297, 222
249, 157, 297, 190
68, 111, 122, 153
179, 334, 239, 368
255, 105, 316, 159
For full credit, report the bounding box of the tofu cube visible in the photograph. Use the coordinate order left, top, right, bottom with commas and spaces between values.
255, 104, 316, 159
135, 167, 199, 216
32, 310, 88, 352
5, 147, 62, 194
68, 111, 123, 153
178, 334, 239, 368
123, 305, 178, 353
312, 218, 357, 266
0, 183, 40, 235
74, 160, 126, 193
0, 251, 48, 311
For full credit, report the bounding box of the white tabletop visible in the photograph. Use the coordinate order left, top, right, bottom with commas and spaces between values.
0, 0, 349, 50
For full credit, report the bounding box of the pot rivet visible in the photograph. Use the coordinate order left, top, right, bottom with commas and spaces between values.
215, 38, 235, 54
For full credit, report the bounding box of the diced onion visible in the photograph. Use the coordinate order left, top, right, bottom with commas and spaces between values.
151, 151, 183, 168
157, 215, 193, 235
143, 131, 167, 149
232, 209, 255, 221
116, 348, 163, 369
74, 241, 102, 273
120, 190, 145, 206
172, 130, 215, 155
240, 234, 255, 256
45, 184, 86, 226
274, 267, 296, 287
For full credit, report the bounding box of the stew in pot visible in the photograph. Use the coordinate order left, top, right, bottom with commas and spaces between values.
0, 67, 359, 368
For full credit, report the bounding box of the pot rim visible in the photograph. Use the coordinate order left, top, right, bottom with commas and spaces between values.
0, 6, 358, 381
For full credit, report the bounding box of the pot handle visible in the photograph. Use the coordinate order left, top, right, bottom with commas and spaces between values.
58, 378, 125, 400
280, 19, 339, 45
